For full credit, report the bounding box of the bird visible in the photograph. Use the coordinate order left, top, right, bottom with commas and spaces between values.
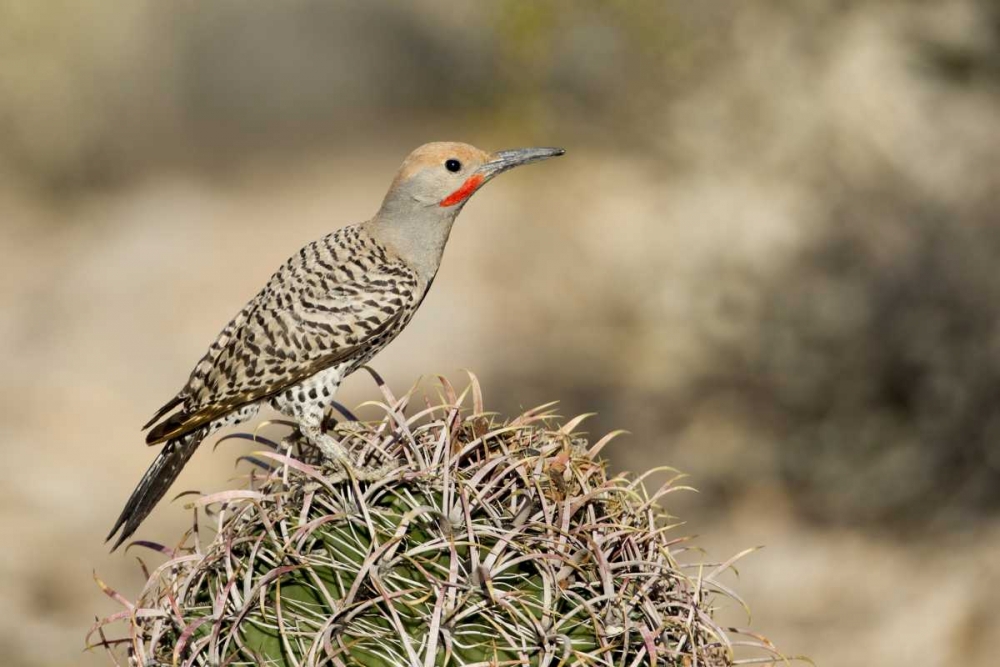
106, 142, 564, 549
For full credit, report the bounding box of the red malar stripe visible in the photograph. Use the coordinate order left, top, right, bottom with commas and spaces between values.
439, 174, 485, 207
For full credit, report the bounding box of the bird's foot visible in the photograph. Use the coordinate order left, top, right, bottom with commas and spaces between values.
312, 431, 352, 462
303, 428, 398, 482
329, 458, 399, 483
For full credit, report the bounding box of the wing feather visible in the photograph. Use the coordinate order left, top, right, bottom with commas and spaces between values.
141, 395, 183, 431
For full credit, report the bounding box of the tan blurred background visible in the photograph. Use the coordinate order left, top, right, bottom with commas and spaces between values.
3, 1, 1000, 665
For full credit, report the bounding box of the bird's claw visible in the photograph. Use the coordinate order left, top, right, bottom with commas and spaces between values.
314, 432, 352, 462
296, 428, 397, 482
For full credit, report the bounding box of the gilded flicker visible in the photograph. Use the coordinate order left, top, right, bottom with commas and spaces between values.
107, 142, 564, 549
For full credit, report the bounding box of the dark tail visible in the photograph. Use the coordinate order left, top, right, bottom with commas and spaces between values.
106, 429, 206, 551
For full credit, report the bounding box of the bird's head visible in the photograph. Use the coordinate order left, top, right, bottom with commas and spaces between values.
371, 141, 563, 280
383, 141, 565, 211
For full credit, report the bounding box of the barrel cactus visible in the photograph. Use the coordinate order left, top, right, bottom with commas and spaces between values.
91, 374, 781, 666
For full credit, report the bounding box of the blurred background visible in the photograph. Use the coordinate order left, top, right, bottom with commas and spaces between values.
2, 1, 999, 665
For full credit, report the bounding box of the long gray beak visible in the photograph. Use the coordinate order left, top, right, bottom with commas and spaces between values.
478, 147, 566, 179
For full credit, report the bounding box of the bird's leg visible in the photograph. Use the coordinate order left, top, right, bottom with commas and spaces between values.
278, 424, 322, 466
271, 375, 352, 461
271, 373, 398, 480
299, 423, 351, 463
299, 422, 398, 481
279, 402, 393, 481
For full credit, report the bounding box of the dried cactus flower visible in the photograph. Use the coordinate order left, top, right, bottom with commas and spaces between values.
91, 374, 782, 666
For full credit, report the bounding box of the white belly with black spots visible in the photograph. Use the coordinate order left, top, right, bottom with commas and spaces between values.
269, 365, 345, 429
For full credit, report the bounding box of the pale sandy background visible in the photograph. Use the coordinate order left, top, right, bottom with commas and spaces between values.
2, 2, 1000, 665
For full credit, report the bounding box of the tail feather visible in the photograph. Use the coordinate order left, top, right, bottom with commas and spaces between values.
106, 430, 206, 550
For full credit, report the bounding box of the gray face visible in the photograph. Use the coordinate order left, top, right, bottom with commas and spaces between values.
385, 142, 491, 208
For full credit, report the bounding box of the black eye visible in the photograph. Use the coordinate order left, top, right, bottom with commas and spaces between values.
445, 158, 462, 173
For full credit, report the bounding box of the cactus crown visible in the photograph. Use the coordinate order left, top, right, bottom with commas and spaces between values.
91, 374, 780, 666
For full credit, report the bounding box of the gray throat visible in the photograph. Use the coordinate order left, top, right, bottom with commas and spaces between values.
366, 200, 461, 284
